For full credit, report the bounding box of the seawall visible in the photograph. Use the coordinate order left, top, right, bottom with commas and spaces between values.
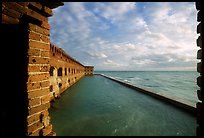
96, 74, 196, 115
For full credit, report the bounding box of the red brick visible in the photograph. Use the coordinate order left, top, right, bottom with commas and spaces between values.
41, 124, 52, 136
29, 40, 50, 50
40, 65, 49, 72
3, 6, 22, 19
42, 6, 53, 17
29, 2, 43, 10
27, 113, 41, 125
28, 88, 49, 99
29, 31, 41, 41
17, 2, 29, 7
28, 48, 41, 57
29, 103, 50, 115
28, 23, 50, 35
41, 94, 51, 104
29, 129, 41, 136
40, 80, 50, 88
28, 65, 41, 72
28, 121, 43, 134
41, 50, 50, 57
47, 131, 56, 136
29, 98, 41, 107
41, 110, 49, 117
26, 8, 47, 22
28, 73, 49, 83
40, 35, 50, 43
28, 57, 50, 64
2, 13, 19, 24
27, 82, 41, 91
41, 21, 50, 30
4, 2, 28, 15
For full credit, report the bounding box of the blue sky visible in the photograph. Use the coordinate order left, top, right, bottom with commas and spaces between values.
49, 2, 199, 71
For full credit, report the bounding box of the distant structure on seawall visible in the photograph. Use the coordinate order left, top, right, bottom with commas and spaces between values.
85, 66, 94, 76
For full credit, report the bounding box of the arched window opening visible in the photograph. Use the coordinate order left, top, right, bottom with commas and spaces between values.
50, 66, 55, 76
58, 67, 62, 76
65, 68, 67, 76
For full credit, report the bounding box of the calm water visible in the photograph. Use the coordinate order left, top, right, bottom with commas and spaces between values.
95, 71, 199, 107
50, 75, 196, 136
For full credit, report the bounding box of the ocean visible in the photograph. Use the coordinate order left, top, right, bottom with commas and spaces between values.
95, 71, 200, 107
50, 71, 198, 136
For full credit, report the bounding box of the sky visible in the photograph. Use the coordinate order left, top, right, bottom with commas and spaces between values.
48, 2, 199, 71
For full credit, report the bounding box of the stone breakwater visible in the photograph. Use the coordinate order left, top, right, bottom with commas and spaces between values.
96, 74, 196, 115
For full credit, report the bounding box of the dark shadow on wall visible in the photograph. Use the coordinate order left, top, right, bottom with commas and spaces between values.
2, 23, 29, 137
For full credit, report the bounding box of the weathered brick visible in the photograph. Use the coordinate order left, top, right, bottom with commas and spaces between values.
17, 2, 29, 7
28, 23, 50, 35
27, 113, 41, 125
41, 21, 50, 30
41, 124, 52, 136
2, 13, 19, 24
41, 94, 51, 104
40, 35, 50, 43
28, 57, 50, 64
29, 98, 41, 107
26, 8, 47, 22
3, 2, 28, 15
47, 131, 56, 136
41, 50, 50, 57
41, 110, 50, 127
29, 103, 50, 115
42, 6, 53, 17
3, 7, 22, 19
28, 88, 49, 99
41, 110, 49, 117
30, 129, 41, 136
29, 31, 41, 41
28, 73, 49, 83
27, 82, 41, 91
29, 29, 50, 43
40, 65, 49, 72
29, 2, 43, 10
28, 65, 41, 72
28, 121, 43, 134
28, 48, 41, 57
40, 80, 50, 88
29, 40, 50, 50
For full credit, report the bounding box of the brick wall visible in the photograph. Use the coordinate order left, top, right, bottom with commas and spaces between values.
196, 1, 203, 136
2, 2, 63, 136
49, 43, 85, 100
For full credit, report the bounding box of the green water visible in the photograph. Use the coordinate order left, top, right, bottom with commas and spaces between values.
49, 75, 196, 136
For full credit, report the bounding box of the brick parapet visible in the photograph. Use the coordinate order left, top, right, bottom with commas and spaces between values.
195, 1, 203, 136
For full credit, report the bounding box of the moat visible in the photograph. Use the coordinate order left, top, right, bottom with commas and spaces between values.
49, 75, 196, 136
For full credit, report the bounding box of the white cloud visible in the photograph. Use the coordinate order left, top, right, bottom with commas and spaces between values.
93, 2, 136, 23
49, 2, 198, 71
87, 52, 108, 59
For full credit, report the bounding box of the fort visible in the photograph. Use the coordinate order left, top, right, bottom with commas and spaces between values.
1, 2, 203, 136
